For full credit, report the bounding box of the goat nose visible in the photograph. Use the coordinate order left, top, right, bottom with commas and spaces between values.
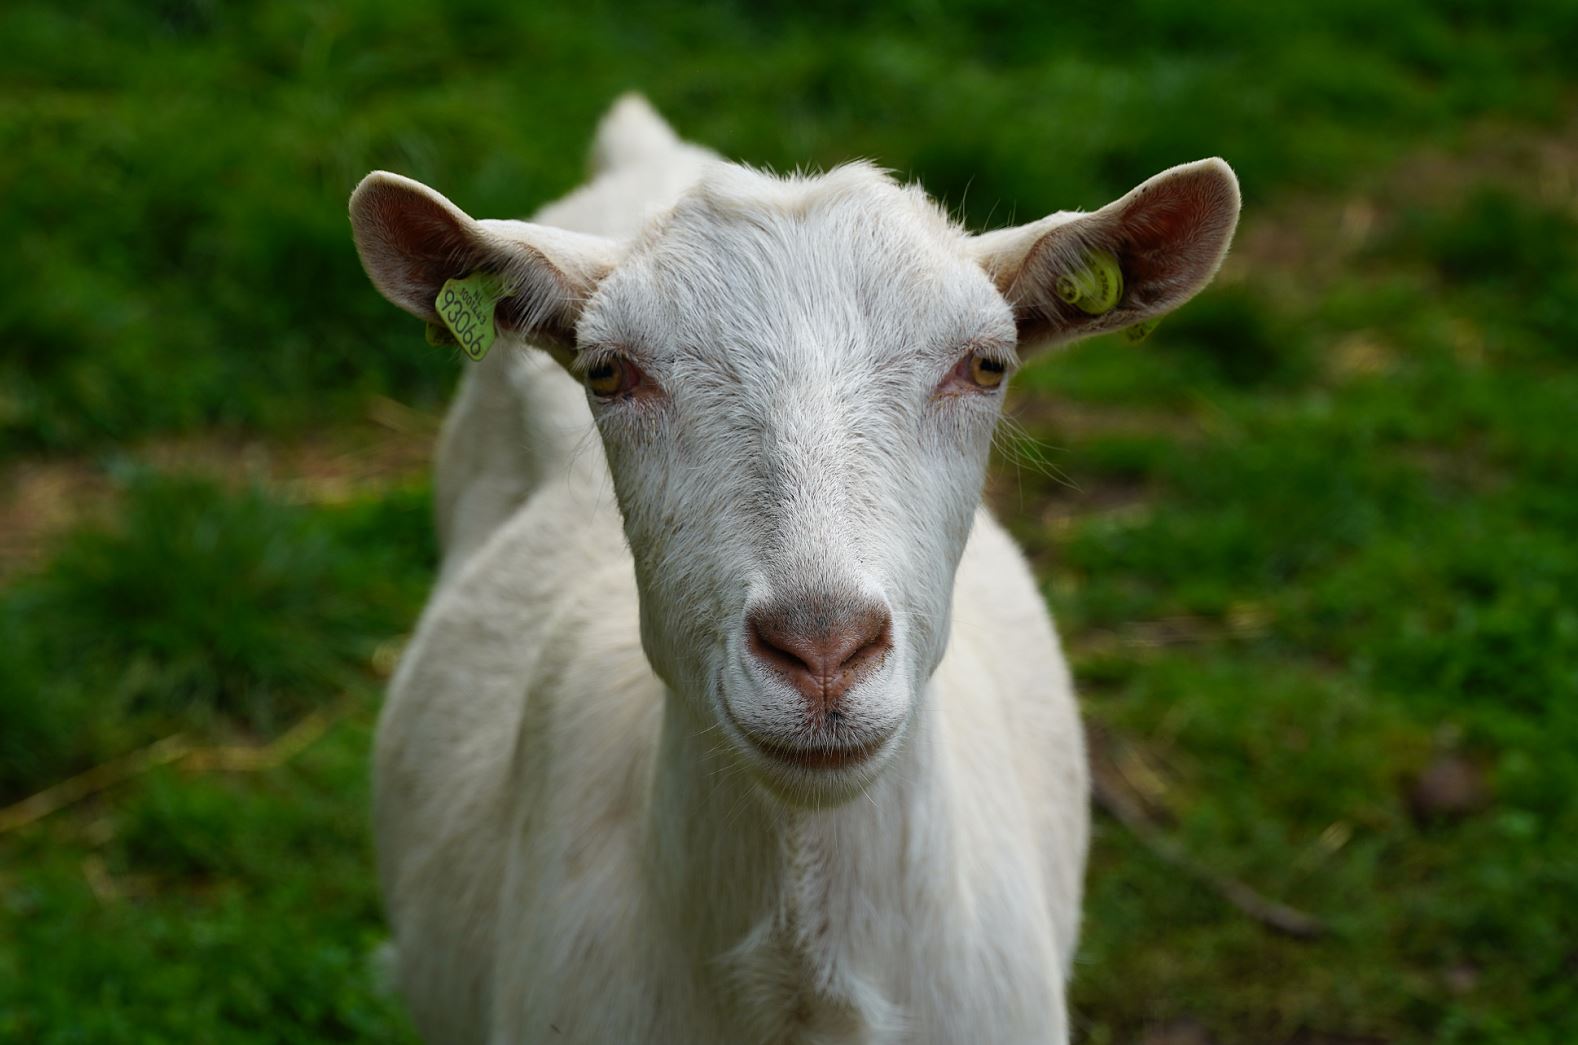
746, 599, 893, 713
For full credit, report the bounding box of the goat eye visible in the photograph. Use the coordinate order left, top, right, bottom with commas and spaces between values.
586, 359, 635, 398
969, 355, 1006, 389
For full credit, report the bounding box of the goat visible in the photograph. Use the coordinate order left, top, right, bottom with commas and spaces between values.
349, 94, 1239, 1044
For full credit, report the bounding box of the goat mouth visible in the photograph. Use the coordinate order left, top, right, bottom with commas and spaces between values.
743, 733, 886, 771
718, 695, 891, 773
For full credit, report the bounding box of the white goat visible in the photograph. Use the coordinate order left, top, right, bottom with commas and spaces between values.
349, 95, 1239, 1044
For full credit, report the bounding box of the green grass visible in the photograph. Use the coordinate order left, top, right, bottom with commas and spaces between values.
0, 478, 430, 1040
1, 718, 417, 1043
2, 0, 1575, 450
2, 0, 1576, 1041
1007, 183, 1578, 1041
0, 475, 433, 799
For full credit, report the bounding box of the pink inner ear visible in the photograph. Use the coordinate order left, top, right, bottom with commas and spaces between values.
359, 182, 478, 306
1112, 168, 1238, 308
980, 159, 1238, 348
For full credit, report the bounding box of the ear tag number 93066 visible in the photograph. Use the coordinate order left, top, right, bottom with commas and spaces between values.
433, 271, 510, 362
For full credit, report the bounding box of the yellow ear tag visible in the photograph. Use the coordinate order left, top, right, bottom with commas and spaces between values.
434, 272, 510, 362
1054, 250, 1124, 315
1123, 317, 1162, 344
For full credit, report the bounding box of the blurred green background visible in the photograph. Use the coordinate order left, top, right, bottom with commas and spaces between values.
2, 1, 1576, 1041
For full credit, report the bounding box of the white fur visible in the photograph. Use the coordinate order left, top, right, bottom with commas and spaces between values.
350, 94, 1239, 1044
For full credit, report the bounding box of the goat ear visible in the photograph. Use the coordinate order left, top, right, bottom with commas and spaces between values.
972, 159, 1240, 349
349, 171, 620, 354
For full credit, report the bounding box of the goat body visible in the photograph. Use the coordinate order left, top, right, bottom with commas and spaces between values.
353, 95, 1239, 1044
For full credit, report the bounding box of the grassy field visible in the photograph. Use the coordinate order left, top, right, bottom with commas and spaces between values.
3, 2, 1576, 1041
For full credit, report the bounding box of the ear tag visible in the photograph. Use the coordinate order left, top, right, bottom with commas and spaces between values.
1054, 250, 1124, 315
434, 271, 510, 362
1123, 317, 1162, 344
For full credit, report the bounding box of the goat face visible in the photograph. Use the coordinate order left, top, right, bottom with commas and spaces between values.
578, 166, 1013, 803
350, 154, 1239, 807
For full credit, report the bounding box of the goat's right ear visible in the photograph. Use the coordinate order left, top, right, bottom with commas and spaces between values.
349, 171, 620, 355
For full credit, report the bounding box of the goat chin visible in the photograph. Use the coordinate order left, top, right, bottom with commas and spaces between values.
353, 90, 1239, 1044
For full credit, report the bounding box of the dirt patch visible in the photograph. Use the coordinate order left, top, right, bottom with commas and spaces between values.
133, 396, 439, 505
0, 396, 440, 583
1226, 107, 1578, 295
0, 461, 117, 582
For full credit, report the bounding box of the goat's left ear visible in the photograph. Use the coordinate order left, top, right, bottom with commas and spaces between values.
971, 158, 1240, 349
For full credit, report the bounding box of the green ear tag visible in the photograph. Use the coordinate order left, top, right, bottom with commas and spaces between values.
434, 272, 509, 362
1054, 250, 1124, 315
1123, 317, 1162, 344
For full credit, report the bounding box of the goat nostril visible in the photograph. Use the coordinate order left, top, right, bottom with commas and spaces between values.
748, 617, 815, 676
839, 615, 891, 671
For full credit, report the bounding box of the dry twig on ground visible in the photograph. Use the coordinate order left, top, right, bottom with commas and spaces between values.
1087, 724, 1327, 940
0, 698, 355, 835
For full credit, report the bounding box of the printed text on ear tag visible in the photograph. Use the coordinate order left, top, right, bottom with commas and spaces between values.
1054, 250, 1123, 315
435, 272, 508, 361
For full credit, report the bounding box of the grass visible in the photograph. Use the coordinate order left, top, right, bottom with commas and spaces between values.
0, 477, 430, 1041
2, 1, 1575, 1041
0, 475, 433, 798
2, 718, 416, 1043
1006, 182, 1578, 1040
3, 0, 1575, 451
